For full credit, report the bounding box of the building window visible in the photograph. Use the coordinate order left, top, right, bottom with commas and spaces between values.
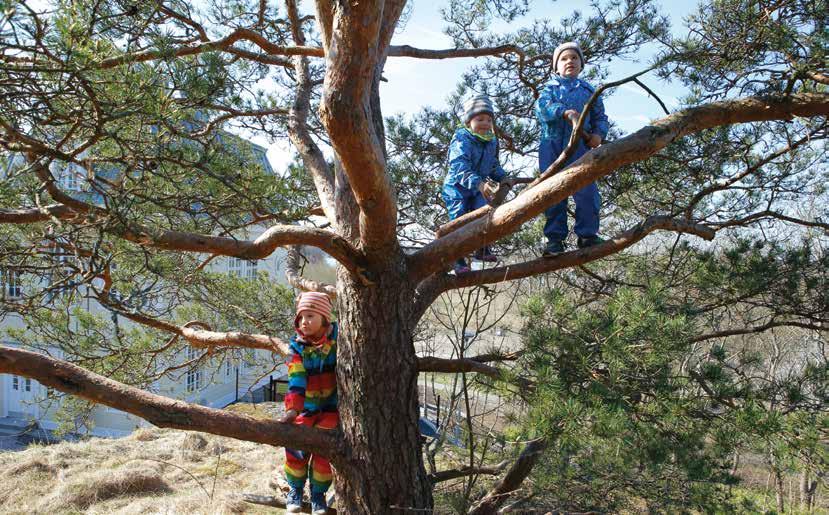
12, 375, 19, 390
5, 269, 21, 298
58, 165, 82, 191
246, 260, 258, 279
229, 257, 258, 278
186, 347, 202, 393
24, 378, 31, 392
228, 257, 243, 276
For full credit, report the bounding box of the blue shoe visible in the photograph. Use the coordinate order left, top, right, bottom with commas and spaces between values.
542, 240, 565, 258
577, 235, 605, 249
286, 487, 303, 513
311, 491, 328, 514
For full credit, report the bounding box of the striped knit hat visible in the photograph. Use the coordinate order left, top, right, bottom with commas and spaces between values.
459, 94, 495, 124
553, 41, 585, 71
294, 292, 333, 328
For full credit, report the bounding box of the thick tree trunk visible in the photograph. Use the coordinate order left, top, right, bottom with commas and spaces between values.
333, 260, 433, 513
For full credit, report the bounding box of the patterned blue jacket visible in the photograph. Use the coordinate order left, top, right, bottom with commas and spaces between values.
442, 128, 506, 201
535, 76, 609, 158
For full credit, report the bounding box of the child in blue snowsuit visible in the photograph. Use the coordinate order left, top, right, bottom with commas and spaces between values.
536, 41, 609, 257
442, 95, 507, 273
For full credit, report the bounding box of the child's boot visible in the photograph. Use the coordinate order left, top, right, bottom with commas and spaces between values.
453, 258, 471, 274
577, 235, 605, 249
286, 487, 303, 513
473, 246, 497, 263
311, 491, 328, 514
542, 240, 566, 257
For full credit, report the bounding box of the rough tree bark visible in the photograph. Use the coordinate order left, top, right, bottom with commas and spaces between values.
333, 264, 433, 512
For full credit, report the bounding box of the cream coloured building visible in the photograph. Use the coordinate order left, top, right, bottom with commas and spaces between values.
0, 142, 292, 441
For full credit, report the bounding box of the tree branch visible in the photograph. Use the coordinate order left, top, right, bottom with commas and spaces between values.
94, 292, 292, 355
318, 0, 398, 252
684, 131, 819, 219
689, 320, 826, 344
0, 204, 78, 223
417, 356, 532, 390
710, 210, 829, 232
97, 28, 317, 69
387, 44, 522, 59
805, 70, 829, 85
436, 216, 714, 292
429, 460, 510, 484
466, 350, 524, 363
3, 164, 367, 276
467, 438, 548, 515
0, 345, 342, 457
285, 245, 337, 299
89, 36, 527, 70
408, 92, 829, 280
285, 0, 337, 226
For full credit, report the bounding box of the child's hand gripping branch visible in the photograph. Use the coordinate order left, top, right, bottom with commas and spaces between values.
478, 178, 499, 202
563, 110, 603, 148
279, 409, 298, 424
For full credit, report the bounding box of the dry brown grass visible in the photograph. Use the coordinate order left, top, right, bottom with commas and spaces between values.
0, 408, 288, 514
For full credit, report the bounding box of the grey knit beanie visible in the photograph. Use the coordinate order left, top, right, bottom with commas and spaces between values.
459, 95, 495, 124
553, 41, 585, 71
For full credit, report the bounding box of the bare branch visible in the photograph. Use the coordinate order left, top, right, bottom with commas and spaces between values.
466, 350, 524, 363
95, 293, 291, 355
430, 460, 510, 484
408, 92, 829, 279
285, 0, 337, 225
689, 320, 826, 344
388, 44, 523, 59
4, 164, 366, 275
0, 204, 78, 223
710, 210, 829, 232
438, 216, 714, 292
467, 438, 549, 515
417, 356, 532, 390
435, 177, 534, 238
684, 131, 820, 219
0, 345, 341, 457
805, 70, 829, 85
285, 246, 337, 298
97, 28, 319, 69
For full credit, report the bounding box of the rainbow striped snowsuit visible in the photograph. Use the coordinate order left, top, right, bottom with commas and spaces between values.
283, 323, 338, 494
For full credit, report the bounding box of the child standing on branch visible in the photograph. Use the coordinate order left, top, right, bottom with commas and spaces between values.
281, 291, 338, 515
442, 94, 508, 273
536, 41, 609, 257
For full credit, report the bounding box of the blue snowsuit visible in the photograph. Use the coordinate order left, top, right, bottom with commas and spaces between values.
536, 76, 609, 243
441, 128, 506, 221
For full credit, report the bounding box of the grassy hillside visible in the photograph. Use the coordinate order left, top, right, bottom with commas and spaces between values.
0, 404, 289, 514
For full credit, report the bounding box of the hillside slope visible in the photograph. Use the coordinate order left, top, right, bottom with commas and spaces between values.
0, 404, 288, 514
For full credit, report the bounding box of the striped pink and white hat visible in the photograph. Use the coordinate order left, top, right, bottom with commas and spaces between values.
294, 291, 333, 328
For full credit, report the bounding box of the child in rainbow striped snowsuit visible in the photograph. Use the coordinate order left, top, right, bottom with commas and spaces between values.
281, 292, 338, 514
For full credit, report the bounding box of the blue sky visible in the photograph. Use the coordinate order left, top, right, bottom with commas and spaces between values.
266, 0, 702, 170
